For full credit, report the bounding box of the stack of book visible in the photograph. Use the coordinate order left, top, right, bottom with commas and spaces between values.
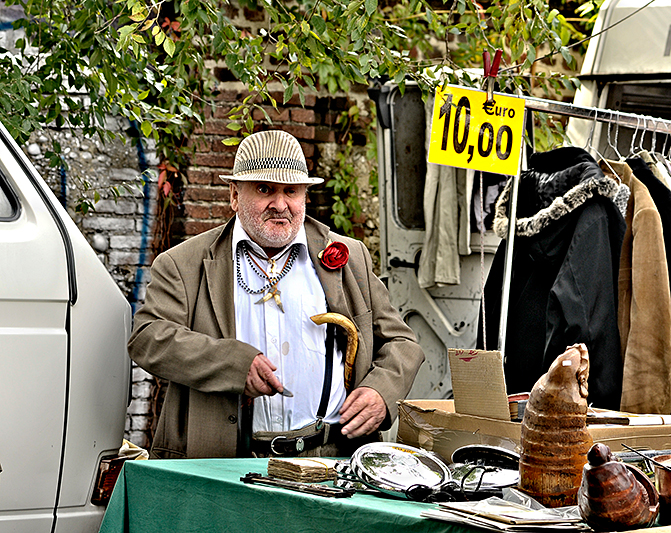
267, 457, 338, 483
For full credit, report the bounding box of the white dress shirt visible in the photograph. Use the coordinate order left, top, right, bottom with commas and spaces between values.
232, 219, 347, 433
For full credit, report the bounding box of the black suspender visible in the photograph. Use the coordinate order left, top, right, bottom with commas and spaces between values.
316, 323, 334, 426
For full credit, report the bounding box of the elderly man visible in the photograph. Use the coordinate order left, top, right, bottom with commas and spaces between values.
129, 129, 424, 458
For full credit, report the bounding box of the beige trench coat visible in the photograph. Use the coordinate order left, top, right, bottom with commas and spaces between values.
128, 216, 425, 458
601, 160, 671, 413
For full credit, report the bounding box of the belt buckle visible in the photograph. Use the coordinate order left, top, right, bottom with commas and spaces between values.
270, 436, 287, 455
270, 435, 305, 455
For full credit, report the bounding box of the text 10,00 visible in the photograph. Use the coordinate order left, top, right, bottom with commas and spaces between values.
439, 94, 514, 163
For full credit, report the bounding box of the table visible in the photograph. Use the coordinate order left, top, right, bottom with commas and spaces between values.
98, 458, 467, 533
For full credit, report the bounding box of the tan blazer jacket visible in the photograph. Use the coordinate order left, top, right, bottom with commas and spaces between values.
601, 160, 671, 413
128, 216, 424, 458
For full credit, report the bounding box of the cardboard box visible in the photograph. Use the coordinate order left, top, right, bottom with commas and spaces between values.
397, 399, 671, 463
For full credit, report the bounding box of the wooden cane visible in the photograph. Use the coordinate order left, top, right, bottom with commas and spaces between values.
310, 313, 358, 391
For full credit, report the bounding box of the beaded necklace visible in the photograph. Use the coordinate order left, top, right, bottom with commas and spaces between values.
236, 241, 300, 313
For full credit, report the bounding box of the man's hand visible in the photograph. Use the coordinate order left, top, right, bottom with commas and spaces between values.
338, 386, 387, 438
244, 353, 285, 398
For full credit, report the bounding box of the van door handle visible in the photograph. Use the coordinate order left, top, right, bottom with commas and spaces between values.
389, 257, 417, 269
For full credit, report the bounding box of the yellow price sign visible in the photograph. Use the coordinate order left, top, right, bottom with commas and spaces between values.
427, 84, 526, 176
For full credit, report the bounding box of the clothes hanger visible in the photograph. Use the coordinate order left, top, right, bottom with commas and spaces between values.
661, 133, 671, 178
584, 109, 597, 153
636, 116, 650, 155
649, 119, 671, 186
607, 113, 624, 162
628, 116, 641, 158
586, 108, 620, 181
661, 132, 668, 159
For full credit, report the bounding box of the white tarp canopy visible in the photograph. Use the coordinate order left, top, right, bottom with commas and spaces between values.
582, 0, 671, 76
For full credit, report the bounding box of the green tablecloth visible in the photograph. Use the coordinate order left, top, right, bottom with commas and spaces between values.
98, 458, 469, 533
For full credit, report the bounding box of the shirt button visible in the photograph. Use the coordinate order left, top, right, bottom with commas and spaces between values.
228, 415, 237, 424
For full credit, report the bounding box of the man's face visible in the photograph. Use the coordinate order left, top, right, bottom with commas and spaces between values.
230, 181, 307, 253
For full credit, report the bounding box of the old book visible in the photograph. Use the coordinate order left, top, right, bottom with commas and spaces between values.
267, 457, 337, 483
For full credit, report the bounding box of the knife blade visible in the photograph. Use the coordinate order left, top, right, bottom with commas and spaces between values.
273, 385, 293, 397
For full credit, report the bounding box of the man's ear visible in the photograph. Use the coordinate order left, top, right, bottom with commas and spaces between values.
230, 181, 239, 212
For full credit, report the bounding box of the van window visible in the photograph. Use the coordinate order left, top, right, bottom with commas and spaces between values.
599, 82, 671, 157
0, 173, 19, 220
391, 86, 426, 229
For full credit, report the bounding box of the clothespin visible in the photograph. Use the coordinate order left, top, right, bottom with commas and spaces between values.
482, 49, 502, 104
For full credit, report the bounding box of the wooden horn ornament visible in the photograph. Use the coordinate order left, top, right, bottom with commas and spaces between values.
310, 313, 358, 391
518, 343, 593, 507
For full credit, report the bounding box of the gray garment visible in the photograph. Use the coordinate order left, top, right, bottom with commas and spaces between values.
418, 94, 472, 289
612, 182, 631, 217
638, 150, 671, 189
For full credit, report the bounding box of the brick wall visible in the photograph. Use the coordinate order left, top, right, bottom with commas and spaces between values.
175, 88, 373, 246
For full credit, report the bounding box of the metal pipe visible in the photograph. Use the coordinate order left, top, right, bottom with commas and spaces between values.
522, 95, 671, 134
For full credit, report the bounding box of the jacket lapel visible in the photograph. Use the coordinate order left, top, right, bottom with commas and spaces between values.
305, 218, 349, 316
204, 219, 236, 338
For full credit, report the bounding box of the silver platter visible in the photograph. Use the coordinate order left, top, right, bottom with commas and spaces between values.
349, 442, 452, 497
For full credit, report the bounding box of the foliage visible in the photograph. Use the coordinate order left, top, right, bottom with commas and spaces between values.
0, 0, 600, 220
328, 139, 360, 236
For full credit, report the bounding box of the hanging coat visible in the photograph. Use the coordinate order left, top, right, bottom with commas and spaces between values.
600, 160, 671, 414
626, 156, 671, 288
478, 147, 626, 410
417, 94, 473, 288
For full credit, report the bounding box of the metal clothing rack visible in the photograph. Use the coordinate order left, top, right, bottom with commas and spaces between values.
497, 92, 671, 355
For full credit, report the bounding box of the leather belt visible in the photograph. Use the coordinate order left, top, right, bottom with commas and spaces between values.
251, 424, 343, 456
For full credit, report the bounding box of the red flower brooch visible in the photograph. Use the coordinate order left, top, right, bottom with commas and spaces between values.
318, 241, 349, 270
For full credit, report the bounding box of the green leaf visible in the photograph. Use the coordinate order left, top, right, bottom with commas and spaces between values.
163, 38, 176, 57
222, 137, 241, 146
560, 46, 572, 65
141, 120, 152, 137
283, 83, 294, 104
364, 0, 377, 16
311, 15, 326, 35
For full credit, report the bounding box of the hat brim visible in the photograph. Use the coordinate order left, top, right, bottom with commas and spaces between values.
219, 172, 324, 185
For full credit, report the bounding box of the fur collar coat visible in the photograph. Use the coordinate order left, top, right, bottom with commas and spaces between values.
479, 147, 626, 409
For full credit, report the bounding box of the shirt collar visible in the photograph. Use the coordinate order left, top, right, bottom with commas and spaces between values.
232, 216, 308, 260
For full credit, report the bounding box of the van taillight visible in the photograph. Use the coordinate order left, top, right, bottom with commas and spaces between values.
91, 455, 127, 505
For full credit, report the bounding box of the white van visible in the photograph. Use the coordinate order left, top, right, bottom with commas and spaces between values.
568, 0, 671, 154
0, 118, 131, 532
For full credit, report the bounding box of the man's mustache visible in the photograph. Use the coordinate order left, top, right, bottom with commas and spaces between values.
262, 209, 292, 222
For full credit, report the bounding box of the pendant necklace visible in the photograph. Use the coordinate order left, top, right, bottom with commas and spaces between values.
236, 241, 299, 313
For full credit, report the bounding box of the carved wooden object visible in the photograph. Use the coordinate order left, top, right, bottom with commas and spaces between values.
519, 343, 593, 507
578, 442, 659, 531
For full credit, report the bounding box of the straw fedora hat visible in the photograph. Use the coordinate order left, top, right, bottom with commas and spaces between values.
222, 130, 323, 185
